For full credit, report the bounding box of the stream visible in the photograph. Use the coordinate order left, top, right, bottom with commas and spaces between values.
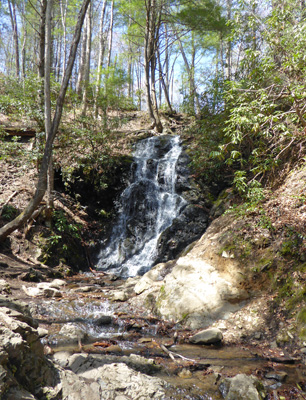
28, 273, 306, 400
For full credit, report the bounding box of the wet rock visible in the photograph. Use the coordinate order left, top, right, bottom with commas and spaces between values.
265, 371, 287, 382
190, 328, 223, 345
73, 285, 96, 293
219, 374, 266, 400
94, 315, 112, 326
157, 204, 209, 263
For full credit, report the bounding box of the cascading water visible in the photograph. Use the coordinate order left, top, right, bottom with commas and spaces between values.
97, 135, 187, 277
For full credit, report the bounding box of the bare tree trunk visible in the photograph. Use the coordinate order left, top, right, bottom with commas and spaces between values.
81, 2, 92, 117
60, 0, 68, 80
45, 0, 54, 228
157, 49, 173, 113
144, 0, 163, 132
20, 0, 27, 80
106, 0, 114, 69
76, 10, 89, 96
94, 0, 107, 117
0, 0, 91, 242
38, 1, 47, 81
8, 0, 20, 79
226, 0, 232, 80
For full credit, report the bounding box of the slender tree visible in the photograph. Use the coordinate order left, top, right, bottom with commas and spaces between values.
0, 0, 91, 242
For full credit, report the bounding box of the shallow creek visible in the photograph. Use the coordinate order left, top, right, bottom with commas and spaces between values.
26, 274, 306, 400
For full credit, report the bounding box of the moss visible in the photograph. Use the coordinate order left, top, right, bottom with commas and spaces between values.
297, 308, 306, 324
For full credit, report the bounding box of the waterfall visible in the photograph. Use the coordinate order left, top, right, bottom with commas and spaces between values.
97, 135, 186, 277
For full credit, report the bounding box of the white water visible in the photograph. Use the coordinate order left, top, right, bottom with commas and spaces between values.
97, 135, 186, 277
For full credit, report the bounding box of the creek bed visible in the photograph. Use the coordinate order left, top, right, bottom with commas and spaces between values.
29, 290, 306, 400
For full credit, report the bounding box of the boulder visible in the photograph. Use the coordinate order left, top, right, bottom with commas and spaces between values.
112, 291, 128, 302
219, 374, 266, 400
155, 255, 240, 328
0, 299, 59, 399
189, 328, 223, 345
79, 362, 168, 399
22, 282, 62, 298
59, 323, 88, 343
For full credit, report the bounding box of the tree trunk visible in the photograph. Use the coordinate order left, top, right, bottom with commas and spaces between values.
157, 49, 173, 113
20, 0, 27, 80
8, 0, 20, 79
144, 0, 163, 133
81, 2, 92, 117
76, 8, 89, 96
106, 0, 114, 69
226, 0, 232, 80
0, 0, 91, 242
94, 0, 107, 117
45, 0, 54, 228
60, 0, 68, 80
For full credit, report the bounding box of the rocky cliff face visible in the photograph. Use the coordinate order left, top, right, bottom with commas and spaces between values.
0, 296, 59, 399
156, 149, 210, 263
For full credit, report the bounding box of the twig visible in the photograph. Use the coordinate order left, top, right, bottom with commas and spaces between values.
159, 343, 198, 363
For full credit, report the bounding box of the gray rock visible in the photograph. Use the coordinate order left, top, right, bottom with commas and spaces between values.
0, 279, 11, 294
73, 286, 95, 293
219, 374, 266, 400
52, 351, 73, 368
22, 283, 62, 298
49, 279, 66, 289
80, 362, 168, 399
0, 299, 59, 399
112, 291, 128, 301
190, 328, 223, 344
4, 387, 38, 399
254, 332, 262, 340
94, 315, 112, 326
37, 327, 49, 338
265, 371, 287, 382
60, 368, 101, 400
59, 323, 88, 343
